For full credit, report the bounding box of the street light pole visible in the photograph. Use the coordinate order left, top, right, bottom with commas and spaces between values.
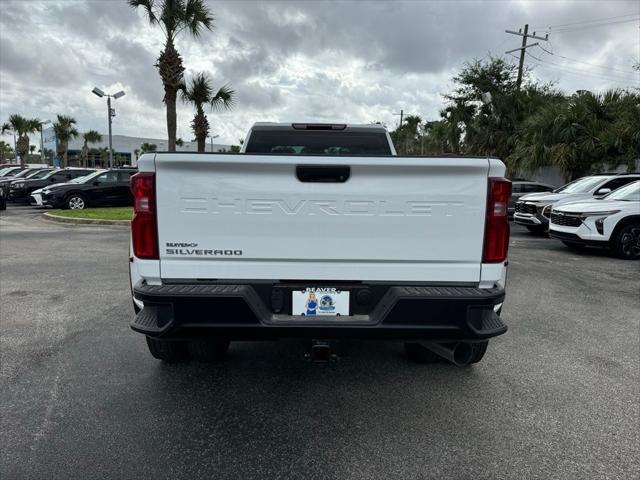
107, 96, 113, 168
210, 134, 219, 152
92, 87, 125, 169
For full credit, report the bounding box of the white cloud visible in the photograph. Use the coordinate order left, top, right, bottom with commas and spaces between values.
0, 0, 638, 147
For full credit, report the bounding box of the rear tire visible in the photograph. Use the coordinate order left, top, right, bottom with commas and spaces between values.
404, 342, 441, 363
65, 193, 87, 210
404, 341, 489, 365
467, 341, 488, 364
145, 337, 188, 362
189, 339, 230, 362
612, 223, 640, 260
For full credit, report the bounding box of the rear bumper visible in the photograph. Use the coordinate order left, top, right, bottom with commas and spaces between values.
131, 281, 507, 341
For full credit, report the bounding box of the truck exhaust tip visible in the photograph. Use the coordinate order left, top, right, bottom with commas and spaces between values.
423, 342, 474, 367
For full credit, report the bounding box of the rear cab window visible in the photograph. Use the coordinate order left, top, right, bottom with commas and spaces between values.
244, 126, 393, 156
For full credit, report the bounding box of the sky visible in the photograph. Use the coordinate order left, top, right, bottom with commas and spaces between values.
0, 0, 639, 147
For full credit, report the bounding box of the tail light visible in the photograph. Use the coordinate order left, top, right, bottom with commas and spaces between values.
483, 177, 511, 263
130, 172, 158, 259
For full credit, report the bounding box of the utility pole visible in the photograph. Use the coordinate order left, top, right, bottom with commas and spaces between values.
393, 109, 404, 128
505, 24, 548, 90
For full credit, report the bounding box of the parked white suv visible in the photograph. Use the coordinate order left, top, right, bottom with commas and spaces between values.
549, 181, 640, 259
514, 174, 640, 233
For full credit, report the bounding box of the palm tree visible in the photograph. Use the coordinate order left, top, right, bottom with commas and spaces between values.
180, 73, 234, 152
80, 130, 102, 167
509, 89, 636, 180
128, 0, 214, 152
0, 141, 14, 162
52, 115, 79, 168
1, 114, 41, 166
139, 142, 158, 154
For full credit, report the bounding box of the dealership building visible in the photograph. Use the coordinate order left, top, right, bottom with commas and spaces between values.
42, 127, 231, 167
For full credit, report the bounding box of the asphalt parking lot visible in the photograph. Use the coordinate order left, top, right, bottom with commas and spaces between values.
1, 205, 639, 479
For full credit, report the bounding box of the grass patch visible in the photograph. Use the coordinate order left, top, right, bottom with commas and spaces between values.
49, 207, 133, 221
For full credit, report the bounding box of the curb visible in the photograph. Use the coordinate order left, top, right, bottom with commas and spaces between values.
43, 212, 131, 226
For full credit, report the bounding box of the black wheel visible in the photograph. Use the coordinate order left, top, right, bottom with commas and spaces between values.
0, 199, 6, 211
189, 339, 230, 362
466, 341, 489, 364
526, 225, 546, 235
404, 342, 441, 363
145, 337, 189, 362
65, 193, 87, 210
613, 223, 640, 260
562, 241, 586, 251
405, 341, 489, 365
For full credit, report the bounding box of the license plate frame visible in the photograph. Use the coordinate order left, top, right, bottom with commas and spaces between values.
292, 288, 350, 317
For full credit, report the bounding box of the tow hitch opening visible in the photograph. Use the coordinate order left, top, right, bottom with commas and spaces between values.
305, 340, 339, 363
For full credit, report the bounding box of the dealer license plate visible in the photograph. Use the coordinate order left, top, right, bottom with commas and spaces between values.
292, 288, 350, 316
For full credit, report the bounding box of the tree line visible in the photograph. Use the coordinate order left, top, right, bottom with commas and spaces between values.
390, 58, 639, 181
1, 114, 103, 167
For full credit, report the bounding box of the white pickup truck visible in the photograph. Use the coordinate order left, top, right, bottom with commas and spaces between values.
129, 123, 511, 365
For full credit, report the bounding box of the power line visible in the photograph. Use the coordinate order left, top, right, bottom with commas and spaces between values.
536, 44, 638, 75
527, 51, 637, 81
526, 51, 639, 83
533, 12, 640, 30
531, 63, 638, 84
547, 17, 639, 33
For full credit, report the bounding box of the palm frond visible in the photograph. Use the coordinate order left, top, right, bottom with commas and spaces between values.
184, 0, 214, 37
210, 84, 236, 111
128, 0, 158, 24
180, 72, 213, 107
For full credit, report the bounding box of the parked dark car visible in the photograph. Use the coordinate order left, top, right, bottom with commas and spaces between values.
0, 168, 53, 198
8, 168, 95, 203
0, 166, 25, 179
41, 168, 138, 209
508, 179, 556, 217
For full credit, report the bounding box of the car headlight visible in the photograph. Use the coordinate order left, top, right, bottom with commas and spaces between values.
12, 182, 24, 188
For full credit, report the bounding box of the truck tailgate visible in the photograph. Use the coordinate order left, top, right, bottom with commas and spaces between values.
154, 154, 490, 282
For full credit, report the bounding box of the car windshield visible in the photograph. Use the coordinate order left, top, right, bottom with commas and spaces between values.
77, 170, 106, 183
69, 175, 91, 184
11, 169, 36, 179
0, 167, 17, 176
26, 170, 53, 179
41, 170, 61, 179
554, 176, 607, 194
604, 181, 640, 201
